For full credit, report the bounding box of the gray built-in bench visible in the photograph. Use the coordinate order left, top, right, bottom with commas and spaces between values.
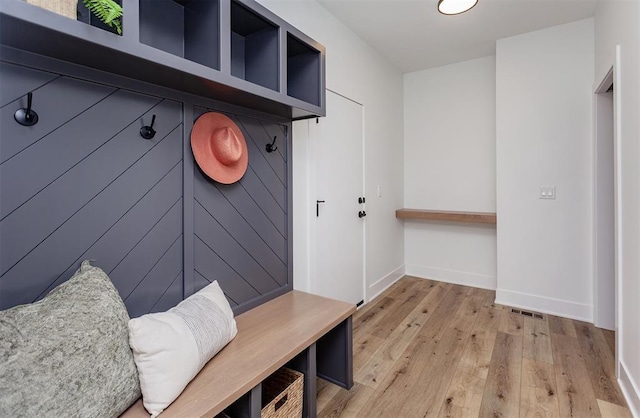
121, 291, 355, 418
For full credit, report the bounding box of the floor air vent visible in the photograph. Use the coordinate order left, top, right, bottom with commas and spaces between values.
510, 308, 545, 320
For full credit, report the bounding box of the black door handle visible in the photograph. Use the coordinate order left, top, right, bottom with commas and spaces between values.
358, 211, 367, 218
316, 200, 325, 217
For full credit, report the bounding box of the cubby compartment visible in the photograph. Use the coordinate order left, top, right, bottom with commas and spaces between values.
230, 1, 279, 91
286, 34, 321, 106
76, 0, 124, 35
139, 0, 220, 70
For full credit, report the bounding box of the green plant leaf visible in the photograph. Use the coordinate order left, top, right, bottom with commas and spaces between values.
81, 0, 123, 35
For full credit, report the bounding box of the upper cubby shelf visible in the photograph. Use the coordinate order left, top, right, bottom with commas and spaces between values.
230, 1, 279, 91
0, 0, 325, 120
139, 0, 220, 70
287, 33, 321, 106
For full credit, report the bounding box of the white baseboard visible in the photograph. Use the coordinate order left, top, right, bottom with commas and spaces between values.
495, 288, 592, 322
367, 265, 405, 302
620, 361, 640, 418
405, 264, 496, 290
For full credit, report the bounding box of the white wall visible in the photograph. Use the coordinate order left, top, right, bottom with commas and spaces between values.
496, 19, 594, 320
257, 0, 405, 300
403, 56, 497, 289
594, 1, 640, 414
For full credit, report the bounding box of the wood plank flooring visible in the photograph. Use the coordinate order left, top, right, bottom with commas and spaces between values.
318, 276, 631, 418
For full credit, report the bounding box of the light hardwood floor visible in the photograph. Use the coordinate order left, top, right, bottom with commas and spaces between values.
317, 276, 632, 418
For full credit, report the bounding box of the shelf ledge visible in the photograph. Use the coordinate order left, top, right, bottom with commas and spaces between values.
396, 209, 497, 224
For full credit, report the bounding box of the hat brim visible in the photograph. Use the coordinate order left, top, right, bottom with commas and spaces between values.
191, 112, 249, 184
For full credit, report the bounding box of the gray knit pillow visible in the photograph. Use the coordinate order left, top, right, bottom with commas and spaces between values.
0, 261, 141, 418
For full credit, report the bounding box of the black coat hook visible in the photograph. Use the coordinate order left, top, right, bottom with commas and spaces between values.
266, 136, 278, 153
14, 92, 39, 127
140, 114, 156, 140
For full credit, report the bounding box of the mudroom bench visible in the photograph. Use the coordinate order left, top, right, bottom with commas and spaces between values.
121, 291, 355, 418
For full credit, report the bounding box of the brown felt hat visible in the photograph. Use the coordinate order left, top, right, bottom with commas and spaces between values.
191, 112, 249, 184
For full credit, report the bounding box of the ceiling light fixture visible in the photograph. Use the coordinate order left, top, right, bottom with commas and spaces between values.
437, 0, 478, 15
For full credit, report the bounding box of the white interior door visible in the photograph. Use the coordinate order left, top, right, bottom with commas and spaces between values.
310, 91, 364, 305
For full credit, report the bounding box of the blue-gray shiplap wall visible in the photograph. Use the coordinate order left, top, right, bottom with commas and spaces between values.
0, 57, 292, 317
192, 106, 288, 305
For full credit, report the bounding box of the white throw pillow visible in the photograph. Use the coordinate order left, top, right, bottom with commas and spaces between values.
128, 281, 237, 417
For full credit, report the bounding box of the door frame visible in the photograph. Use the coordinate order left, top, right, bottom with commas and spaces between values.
592, 45, 622, 376
592, 70, 614, 331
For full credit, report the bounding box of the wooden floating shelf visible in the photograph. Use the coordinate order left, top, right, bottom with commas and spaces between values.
396, 209, 497, 224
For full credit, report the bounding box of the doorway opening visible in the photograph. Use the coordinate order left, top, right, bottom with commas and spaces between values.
593, 50, 622, 378
593, 73, 614, 331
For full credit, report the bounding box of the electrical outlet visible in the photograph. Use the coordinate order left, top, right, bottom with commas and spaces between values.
539, 186, 556, 199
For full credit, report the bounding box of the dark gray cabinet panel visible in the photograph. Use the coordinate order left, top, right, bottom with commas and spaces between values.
0, 76, 115, 165
240, 117, 286, 184
0, 68, 184, 311
234, 116, 287, 207
194, 271, 213, 295
192, 105, 291, 313
287, 34, 321, 107
150, 271, 184, 314
123, 234, 183, 318
237, 168, 286, 236
0, 101, 181, 273
317, 317, 354, 389
230, 1, 279, 91
39, 164, 184, 300
0, 57, 292, 319
214, 181, 287, 263
194, 201, 282, 293
0, 89, 161, 217
260, 123, 287, 161
194, 239, 261, 306
139, 0, 221, 71
0, 117, 182, 279
0, 62, 56, 107
184, 1, 221, 70
139, 0, 186, 58
111, 200, 183, 300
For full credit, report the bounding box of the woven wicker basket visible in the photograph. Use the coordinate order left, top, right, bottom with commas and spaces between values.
25, 0, 78, 19
262, 368, 303, 418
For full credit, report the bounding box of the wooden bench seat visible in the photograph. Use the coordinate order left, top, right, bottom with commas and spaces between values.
121, 291, 355, 418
